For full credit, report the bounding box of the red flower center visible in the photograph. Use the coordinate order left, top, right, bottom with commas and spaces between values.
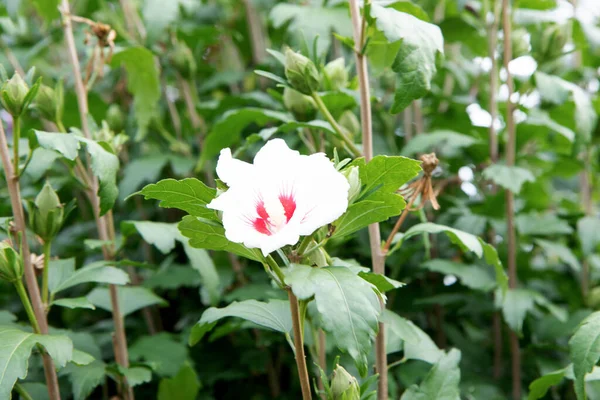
252, 194, 297, 235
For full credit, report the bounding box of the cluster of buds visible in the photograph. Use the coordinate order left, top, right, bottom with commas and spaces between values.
93, 120, 128, 154
0, 72, 39, 117
0, 241, 23, 283
27, 182, 73, 243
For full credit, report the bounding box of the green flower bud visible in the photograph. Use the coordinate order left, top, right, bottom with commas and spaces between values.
307, 245, 328, 267
339, 110, 360, 138
540, 24, 569, 59
33, 84, 57, 121
1, 73, 29, 116
511, 28, 530, 59
169, 40, 197, 78
323, 58, 348, 91
342, 166, 361, 203
106, 104, 125, 132
331, 365, 360, 400
283, 87, 316, 117
28, 182, 65, 242
284, 49, 320, 95
0, 241, 23, 283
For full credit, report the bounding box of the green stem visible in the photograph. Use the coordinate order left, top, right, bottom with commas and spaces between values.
12, 115, 20, 174
56, 120, 67, 133
42, 241, 51, 306
265, 255, 287, 286
310, 92, 362, 158
15, 279, 41, 333
14, 383, 34, 400
296, 234, 314, 257
418, 208, 432, 260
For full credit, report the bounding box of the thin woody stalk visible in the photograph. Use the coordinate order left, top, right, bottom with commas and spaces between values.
501, 0, 521, 398
348, 0, 388, 398
288, 290, 312, 400
0, 122, 62, 400
485, 0, 504, 380
60, 1, 133, 398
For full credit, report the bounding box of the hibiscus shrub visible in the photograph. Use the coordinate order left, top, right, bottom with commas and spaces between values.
0, 0, 599, 400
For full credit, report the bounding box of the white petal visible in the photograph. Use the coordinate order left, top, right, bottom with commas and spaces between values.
215, 148, 254, 187
253, 138, 301, 170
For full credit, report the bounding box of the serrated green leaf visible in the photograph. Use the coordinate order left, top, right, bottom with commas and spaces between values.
569, 311, 600, 399
189, 299, 292, 346
498, 288, 536, 335
78, 137, 119, 215
30, 130, 80, 160
578, 216, 600, 256
52, 297, 96, 310
381, 310, 424, 355
48, 259, 129, 295
482, 164, 536, 194
400, 130, 478, 157
86, 286, 167, 317
118, 154, 170, 201
369, 4, 444, 113
130, 333, 188, 377
65, 360, 106, 400
333, 194, 405, 238
528, 368, 566, 400
400, 349, 461, 400
138, 178, 217, 220
285, 264, 382, 376
122, 221, 181, 254
422, 259, 496, 292
0, 326, 73, 399
516, 213, 573, 236
360, 155, 422, 197
178, 216, 261, 261
358, 271, 404, 292
111, 47, 161, 139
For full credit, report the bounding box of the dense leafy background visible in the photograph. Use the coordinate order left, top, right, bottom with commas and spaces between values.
0, 0, 599, 399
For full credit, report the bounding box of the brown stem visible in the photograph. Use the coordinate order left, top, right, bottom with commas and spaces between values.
348, 1, 388, 398
0, 39, 26, 77
403, 108, 413, 142
382, 180, 424, 254
119, 0, 146, 41
242, 0, 268, 66
493, 310, 503, 379
502, 0, 521, 398
0, 123, 61, 400
288, 290, 312, 400
161, 77, 182, 140
412, 100, 423, 135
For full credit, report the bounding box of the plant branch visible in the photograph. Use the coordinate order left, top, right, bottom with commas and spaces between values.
288, 289, 312, 400
502, 0, 521, 398
0, 120, 61, 400
349, 0, 387, 398
42, 241, 51, 307
311, 92, 362, 158
382, 180, 424, 255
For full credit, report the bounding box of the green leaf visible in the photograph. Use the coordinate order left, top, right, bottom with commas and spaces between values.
31, 0, 60, 21
578, 216, 600, 256
360, 155, 422, 197
569, 311, 600, 399
422, 260, 497, 292
201, 108, 292, 163
516, 213, 573, 236
535, 239, 582, 272
86, 286, 167, 317
120, 366, 152, 387
285, 264, 382, 376
137, 178, 217, 220
77, 137, 119, 215
178, 216, 261, 262
0, 326, 73, 399
498, 288, 536, 335
269, 4, 352, 55
482, 164, 536, 194
111, 47, 161, 139
122, 221, 181, 254
400, 349, 461, 400
130, 333, 188, 377
381, 310, 424, 355
30, 130, 80, 160
52, 297, 96, 310
157, 364, 201, 400
400, 223, 508, 292
183, 243, 221, 306
358, 271, 404, 292
400, 130, 478, 157
528, 368, 566, 400
48, 258, 129, 295
65, 360, 106, 400
189, 299, 292, 346
118, 155, 170, 201
71, 349, 95, 366
333, 194, 405, 238
369, 4, 444, 113
142, 0, 194, 42
143, 265, 201, 290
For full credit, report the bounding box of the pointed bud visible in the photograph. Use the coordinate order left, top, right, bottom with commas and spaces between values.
331, 365, 360, 400
284, 49, 320, 95
342, 166, 361, 203
0, 242, 23, 283
106, 104, 125, 132
323, 58, 348, 91
339, 110, 360, 138
511, 28, 530, 59
29, 182, 65, 242
283, 87, 316, 117
540, 24, 568, 60
1, 73, 29, 116
33, 84, 57, 121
